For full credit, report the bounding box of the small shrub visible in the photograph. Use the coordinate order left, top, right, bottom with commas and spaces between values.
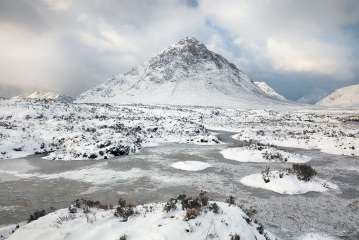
118, 198, 127, 208
257, 223, 264, 234
114, 199, 134, 221
28, 209, 47, 222
198, 190, 209, 206
208, 203, 220, 214
291, 164, 317, 181
262, 151, 287, 162
261, 166, 271, 183
56, 214, 76, 225
225, 196, 235, 205
230, 233, 241, 240
177, 194, 186, 201
119, 234, 127, 240
163, 198, 177, 213
243, 206, 257, 218
68, 204, 77, 214
181, 197, 201, 211
185, 208, 199, 220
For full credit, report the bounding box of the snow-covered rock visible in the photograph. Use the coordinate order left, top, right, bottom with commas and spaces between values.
170, 161, 211, 171
221, 145, 311, 163
254, 81, 287, 101
7, 200, 275, 240
316, 84, 359, 107
77, 37, 284, 107
240, 170, 338, 195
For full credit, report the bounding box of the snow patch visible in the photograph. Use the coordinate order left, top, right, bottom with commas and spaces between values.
171, 161, 211, 171
240, 171, 338, 195
221, 146, 311, 163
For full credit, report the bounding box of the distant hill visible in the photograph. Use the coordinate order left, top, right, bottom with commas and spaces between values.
14, 91, 73, 102
254, 81, 287, 101
316, 84, 359, 107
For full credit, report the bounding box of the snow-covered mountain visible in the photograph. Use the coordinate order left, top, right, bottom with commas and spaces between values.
14, 91, 73, 102
77, 37, 284, 107
316, 84, 359, 107
254, 81, 287, 101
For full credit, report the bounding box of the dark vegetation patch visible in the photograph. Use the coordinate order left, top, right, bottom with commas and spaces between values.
261, 164, 317, 183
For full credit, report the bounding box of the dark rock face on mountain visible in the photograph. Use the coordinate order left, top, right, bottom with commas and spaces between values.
77, 37, 283, 107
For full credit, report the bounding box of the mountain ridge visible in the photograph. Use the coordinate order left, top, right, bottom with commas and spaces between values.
254, 81, 287, 101
13, 91, 73, 102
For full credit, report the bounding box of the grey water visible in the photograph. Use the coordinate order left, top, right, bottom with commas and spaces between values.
0, 131, 358, 240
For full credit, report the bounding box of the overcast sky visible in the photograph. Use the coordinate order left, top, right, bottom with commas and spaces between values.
0, 0, 358, 101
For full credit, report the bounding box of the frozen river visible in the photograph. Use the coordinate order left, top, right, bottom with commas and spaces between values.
0, 131, 358, 239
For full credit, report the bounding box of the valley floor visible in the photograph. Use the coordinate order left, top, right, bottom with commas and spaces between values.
0, 99, 358, 239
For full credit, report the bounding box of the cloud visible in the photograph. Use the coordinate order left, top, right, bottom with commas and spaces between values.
43, 0, 73, 11
0, 0, 358, 99
199, 0, 359, 79
0, 23, 67, 91
266, 37, 352, 78
0, 0, 206, 95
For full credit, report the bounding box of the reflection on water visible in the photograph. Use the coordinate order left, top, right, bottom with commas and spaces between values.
0, 132, 358, 239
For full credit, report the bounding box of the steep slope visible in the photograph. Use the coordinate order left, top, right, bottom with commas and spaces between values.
14, 91, 73, 102
254, 81, 287, 101
316, 84, 359, 107
77, 37, 282, 107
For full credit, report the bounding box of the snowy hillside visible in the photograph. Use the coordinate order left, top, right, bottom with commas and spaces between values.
316, 84, 359, 107
254, 82, 287, 101
14, 91, 73, 102
77, 37, 283, 107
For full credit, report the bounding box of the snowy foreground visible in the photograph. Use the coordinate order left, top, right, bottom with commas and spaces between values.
6, 197, 275, 240
0, 99, 358, 160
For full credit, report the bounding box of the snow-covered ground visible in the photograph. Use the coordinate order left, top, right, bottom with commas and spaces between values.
240, 170, 338, 195
7, 199, 274, 240
171, 161, 211, 171
0, 99, 358, 161
204, 109, 359, 157
0, 99, 219, 160
221, 145, 311, 163
0, 224, 20, 240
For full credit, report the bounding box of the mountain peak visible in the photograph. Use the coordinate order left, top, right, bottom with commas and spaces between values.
77, 37, 282, 107
174, 36, 204, 48
148, 36, 233, 75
